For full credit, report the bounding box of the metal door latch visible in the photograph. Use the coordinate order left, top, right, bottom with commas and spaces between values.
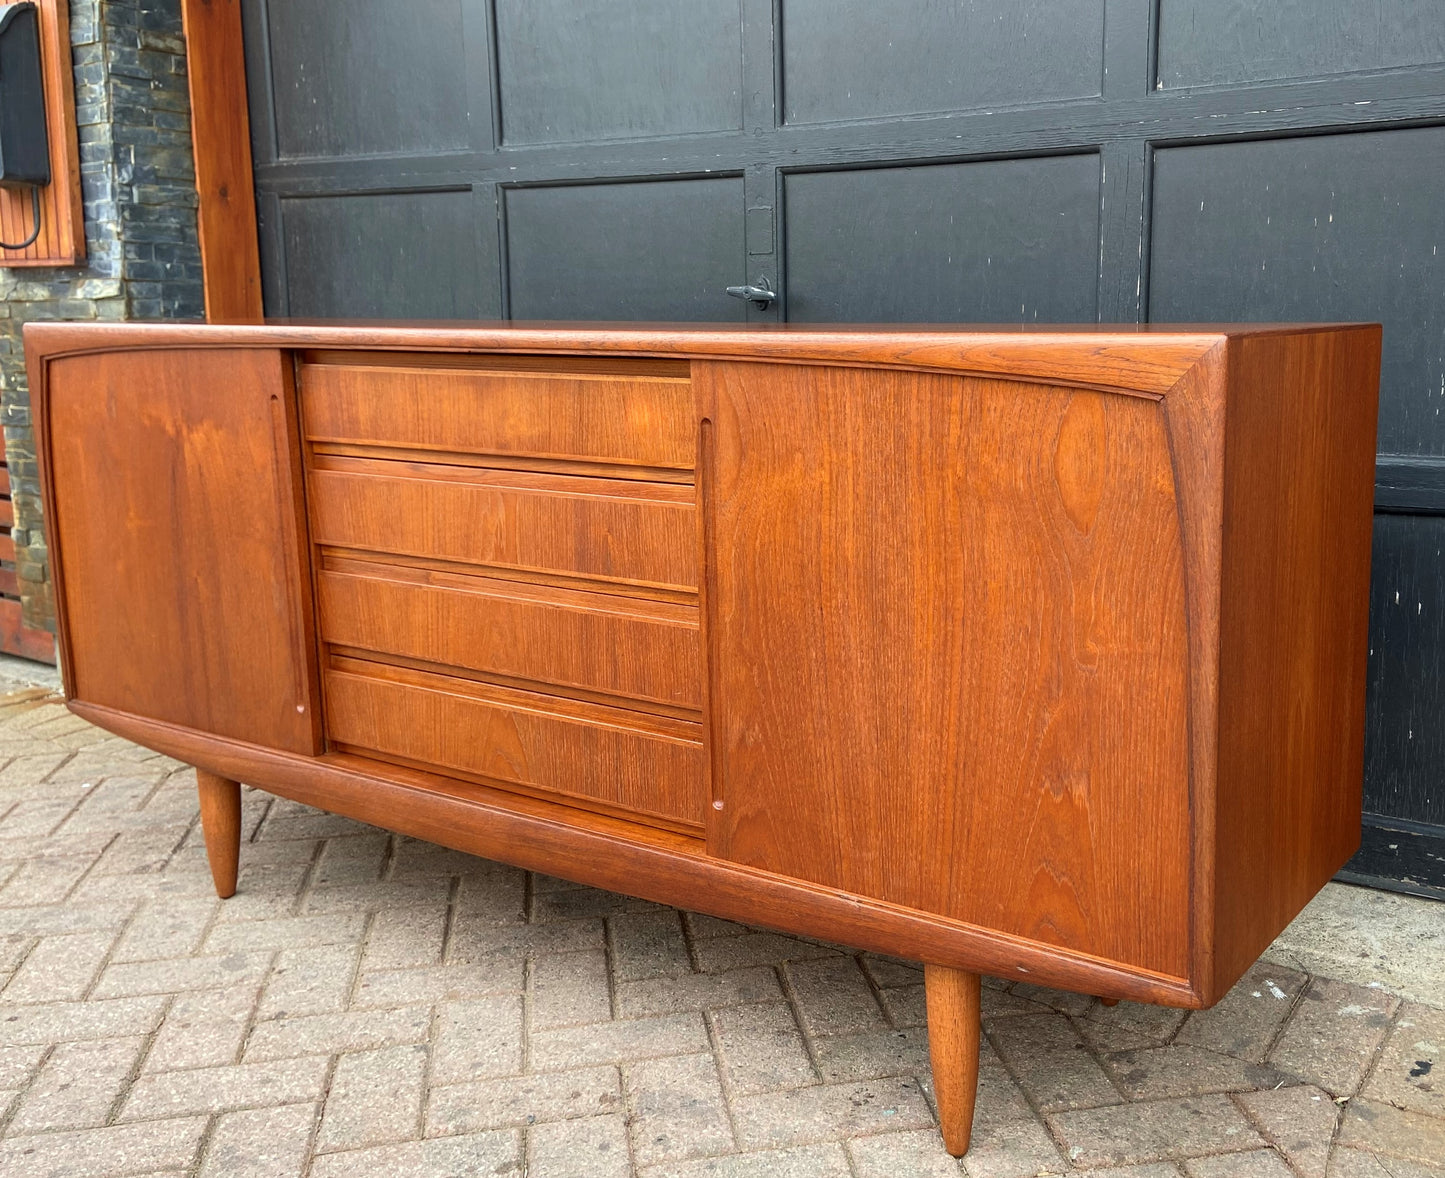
726, 276, 776, 308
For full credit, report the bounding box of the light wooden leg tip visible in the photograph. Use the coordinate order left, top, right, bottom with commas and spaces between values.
924, 963, 981, 1157
1098, 996, 1120, 1007
196, 768, 242, 899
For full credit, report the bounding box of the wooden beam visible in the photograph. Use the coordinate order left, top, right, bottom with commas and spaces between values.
180, 0, 263, 320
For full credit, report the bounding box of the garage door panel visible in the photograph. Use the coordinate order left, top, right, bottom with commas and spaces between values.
1364, 514, 1445, 829
264, 0, 484, 158
1149, 128, 1445, 457
505, 180, 746, 322
495, 0, 742, 144
781, 0, 1103, 124
280, 192, 497, 320
784, 157, 1101, 323
1157, 0, 1445, 89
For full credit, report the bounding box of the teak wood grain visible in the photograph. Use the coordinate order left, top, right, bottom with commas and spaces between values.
316, 561, 701, 710
179, 0, 262, 318
1209, 329, 1379, 995
324, 662, 706, 829
29, 320, 1253, 392
25, 321, 1381, 1157
301, 358, 696, 470
33, 347, 320, 753
306, 459, 697, 592
925, 966, 982, 1156
701, 362, 1193, 977
195, 769, 241, 900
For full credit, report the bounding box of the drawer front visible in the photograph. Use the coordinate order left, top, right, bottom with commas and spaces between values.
308, 462, 697, 593
325, 664, 706, 828
318, 563, 701, 710
301, 360, 694, 470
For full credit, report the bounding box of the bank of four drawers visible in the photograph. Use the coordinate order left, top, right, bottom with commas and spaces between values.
299, 354, 705, 831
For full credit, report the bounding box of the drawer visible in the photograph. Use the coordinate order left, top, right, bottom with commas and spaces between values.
308, 459, 697, 593
301, 358, 694, 471
325, 661, 706, 829
317, 559, 702, 710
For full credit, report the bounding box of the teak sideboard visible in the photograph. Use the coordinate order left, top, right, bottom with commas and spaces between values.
24, 321, 1381, 1156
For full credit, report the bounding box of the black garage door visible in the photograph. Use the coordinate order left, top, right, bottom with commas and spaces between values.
240, 0, 1445, 895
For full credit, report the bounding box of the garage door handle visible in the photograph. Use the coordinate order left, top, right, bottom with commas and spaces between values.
726, 277, 776, 308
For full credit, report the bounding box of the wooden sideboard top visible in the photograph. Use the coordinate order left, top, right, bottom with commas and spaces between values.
23, 319, 1378, 400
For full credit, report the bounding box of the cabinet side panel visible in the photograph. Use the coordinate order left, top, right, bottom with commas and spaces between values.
701, 360, 1194, 977
1211, 328, 1381, 998
43, 348, 320, 754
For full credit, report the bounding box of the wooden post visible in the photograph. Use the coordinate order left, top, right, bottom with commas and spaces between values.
196, 768, 242, 899
179, 0, 263, 320
924, 964, 981, 1157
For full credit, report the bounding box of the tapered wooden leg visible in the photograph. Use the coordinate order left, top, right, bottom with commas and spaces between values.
196, 769, 241, 899
924, 964, 981, 1157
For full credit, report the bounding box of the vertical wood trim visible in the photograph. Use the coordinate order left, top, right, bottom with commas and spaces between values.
478, 0, 503, 152
1096, 140, 1150, 323
697, 409, 725, 847
741, 169, 780, 325
472, 185, 505, 319
1098, 0, 1156, 323
181, 0, 263, 320
473, 2, 503, 317
1100, 0, 1156, 99
269, 357, 325, 753
495, 186, 514, 320
1158, 343, 1228, 1000
740, 0, 778, 133
237, 0, 279, 165
740, 0, 780, 323
254, 190, 289, 316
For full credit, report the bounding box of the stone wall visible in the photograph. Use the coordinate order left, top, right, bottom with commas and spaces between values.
0, 0, 202, 636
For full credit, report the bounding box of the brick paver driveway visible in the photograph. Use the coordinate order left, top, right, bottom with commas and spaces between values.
0, 685, 1439, 1177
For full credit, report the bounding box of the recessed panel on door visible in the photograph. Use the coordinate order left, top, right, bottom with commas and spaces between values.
785, 156, 1100, 323
781, 0, 1103, 124
280, 191, 496, 320
495, 0, 742, 144
263, 0, 485, 157
505, 179, 746, 321
1157, 0, 1445, 88
1149, 128, 1445, 457
1364, 514, 1445, 829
